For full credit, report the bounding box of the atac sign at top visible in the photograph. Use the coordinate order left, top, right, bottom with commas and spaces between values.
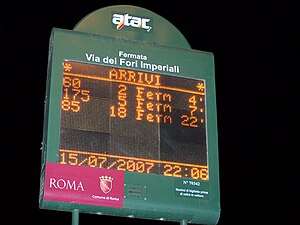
112, 13, 152, 32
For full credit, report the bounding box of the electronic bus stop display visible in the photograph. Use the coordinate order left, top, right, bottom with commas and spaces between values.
39, 5, 220, 225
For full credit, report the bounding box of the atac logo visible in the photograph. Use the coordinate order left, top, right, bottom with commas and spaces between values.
99, 175, 114, 194
112, 13, 152, 32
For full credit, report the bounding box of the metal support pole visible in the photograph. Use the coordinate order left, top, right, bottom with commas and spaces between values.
72, 209, 79, 225
180, 220, 187, 225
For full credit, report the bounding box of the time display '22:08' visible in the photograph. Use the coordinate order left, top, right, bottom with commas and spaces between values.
59, 60, 209, 180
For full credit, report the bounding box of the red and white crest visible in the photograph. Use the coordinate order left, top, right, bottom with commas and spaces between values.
99, 175, 113, 194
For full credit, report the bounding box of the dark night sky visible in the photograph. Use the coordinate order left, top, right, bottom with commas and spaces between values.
2, 1, 299, 224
